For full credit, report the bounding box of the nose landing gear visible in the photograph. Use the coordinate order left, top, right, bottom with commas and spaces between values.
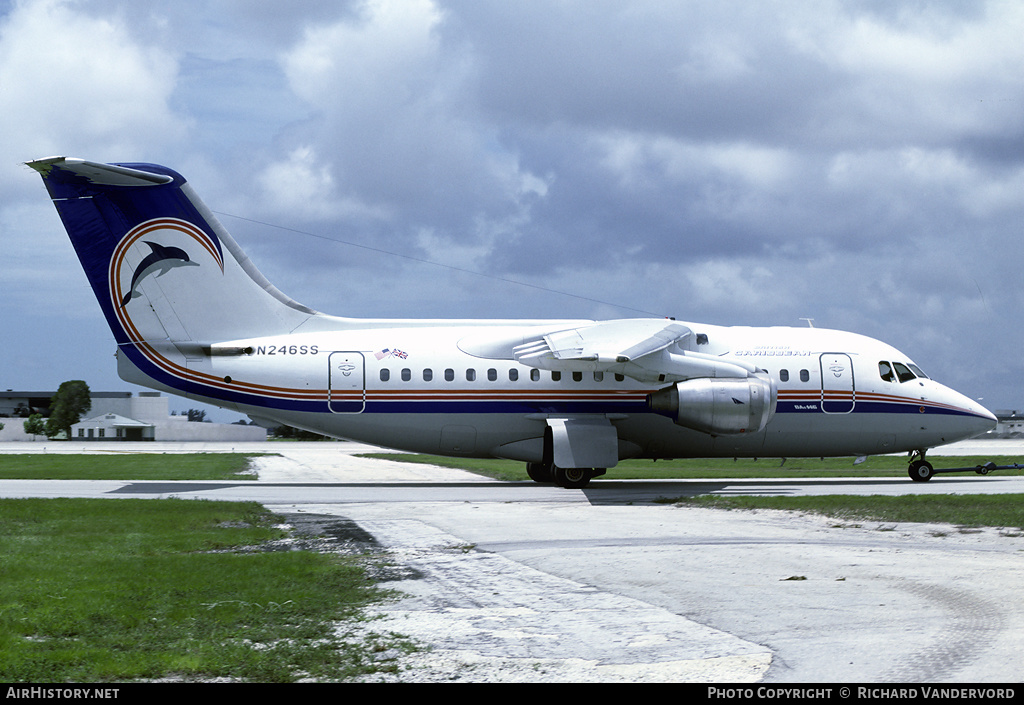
908, 454, 934, 482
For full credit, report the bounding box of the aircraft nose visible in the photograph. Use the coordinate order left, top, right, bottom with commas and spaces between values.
975, 402, 998, 432
953, 391, 997, 438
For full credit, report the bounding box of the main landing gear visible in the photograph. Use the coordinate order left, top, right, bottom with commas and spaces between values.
527, 462, 606, 489
907, 450, 1023, 482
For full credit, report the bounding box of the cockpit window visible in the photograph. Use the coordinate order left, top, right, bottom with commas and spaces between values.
893, 362, 917, 383
880, 360, 928, 383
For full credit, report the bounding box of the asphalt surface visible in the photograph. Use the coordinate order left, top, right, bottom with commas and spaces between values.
1, 439, 1022, 683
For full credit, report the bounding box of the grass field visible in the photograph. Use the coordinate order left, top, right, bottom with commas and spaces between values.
0, 497, 409, 682
671, 493, 1024, 531
0, 453, 258, 480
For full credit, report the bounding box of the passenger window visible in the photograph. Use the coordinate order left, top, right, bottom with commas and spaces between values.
466, 369, 476, 382
444, 368, 455, 382
799, 369, 809, 383
879, 361, 895, 382
893, 362, 916, 383
422, 368, 432, 382
594, 371, 604, 382
552, 371, 562, 382
530, 369, 540, 382
572, 371, 583, 382
779, 369, 789, 383
401, 368, 411, 382
380, 369, 390, 382
487, 368, 498, 382
615, 374, 625, 382
509, 369, 519, 382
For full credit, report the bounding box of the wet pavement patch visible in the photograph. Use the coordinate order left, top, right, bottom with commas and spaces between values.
277, 513, 384, 555
205, 512, 387, 558
280, 513, 424, 582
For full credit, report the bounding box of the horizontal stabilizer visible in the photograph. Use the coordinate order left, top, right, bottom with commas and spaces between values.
26, 157, 174, 186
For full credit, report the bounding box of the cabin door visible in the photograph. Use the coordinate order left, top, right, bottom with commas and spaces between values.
328, 352, 365, 413
820, 353, 855, 414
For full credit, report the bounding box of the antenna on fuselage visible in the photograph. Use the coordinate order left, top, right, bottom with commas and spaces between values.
800, 318, 815, 328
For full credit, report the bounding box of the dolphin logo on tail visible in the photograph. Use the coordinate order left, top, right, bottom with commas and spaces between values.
120, 241, 199, 307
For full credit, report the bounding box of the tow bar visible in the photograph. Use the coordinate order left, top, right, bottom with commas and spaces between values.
908, 459, 1024, 482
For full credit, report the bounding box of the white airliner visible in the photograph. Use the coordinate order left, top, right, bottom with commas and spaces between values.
27, 157, 997, 487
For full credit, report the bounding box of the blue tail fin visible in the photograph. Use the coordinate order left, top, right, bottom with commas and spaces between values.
27, 157, 333, 407
28, 157, 320, 345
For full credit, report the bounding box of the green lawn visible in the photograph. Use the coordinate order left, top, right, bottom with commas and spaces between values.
0, 453, 259, 480
670, 493, 1024, 531
0, 498, 409, 682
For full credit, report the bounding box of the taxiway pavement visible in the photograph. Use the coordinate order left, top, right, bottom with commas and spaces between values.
0, 440, 1021, 682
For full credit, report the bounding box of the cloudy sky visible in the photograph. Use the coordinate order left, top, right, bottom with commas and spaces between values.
2, 0, 1023, 421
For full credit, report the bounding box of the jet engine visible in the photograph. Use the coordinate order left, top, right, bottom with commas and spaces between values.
647, 374, 777, 435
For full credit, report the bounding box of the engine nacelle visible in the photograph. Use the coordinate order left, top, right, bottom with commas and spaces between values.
648, 375, 777, 435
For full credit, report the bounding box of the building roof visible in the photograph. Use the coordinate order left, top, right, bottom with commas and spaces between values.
76, 413, 152, 428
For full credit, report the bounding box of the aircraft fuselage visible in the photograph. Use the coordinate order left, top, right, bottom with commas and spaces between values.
117, 320, 993, 462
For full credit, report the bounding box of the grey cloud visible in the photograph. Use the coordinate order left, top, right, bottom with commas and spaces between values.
5, 0, 1024, 411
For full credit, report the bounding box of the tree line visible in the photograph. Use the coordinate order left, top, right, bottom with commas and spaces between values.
22, 380, 92, 440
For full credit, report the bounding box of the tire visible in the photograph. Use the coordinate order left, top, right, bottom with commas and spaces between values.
908, 459, 934, 482
527, 462, 554, 483
554, 466, 591, 489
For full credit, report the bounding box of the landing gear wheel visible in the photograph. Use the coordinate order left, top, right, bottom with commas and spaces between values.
527, 462, 554, 483
908, 459, 934, 482
554, 466, 591, 489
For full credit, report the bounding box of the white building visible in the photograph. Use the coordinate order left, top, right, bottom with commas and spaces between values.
994, 410, 1024, 437
0, 390, 265, 442
72, 392, 265, 442
73, 412, 154, 441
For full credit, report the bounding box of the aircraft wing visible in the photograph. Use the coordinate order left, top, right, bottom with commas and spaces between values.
513, 319, 690, 368
512, 318, 758, 383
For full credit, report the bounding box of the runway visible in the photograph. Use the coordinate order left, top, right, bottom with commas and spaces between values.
1, 439, 1022, 682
